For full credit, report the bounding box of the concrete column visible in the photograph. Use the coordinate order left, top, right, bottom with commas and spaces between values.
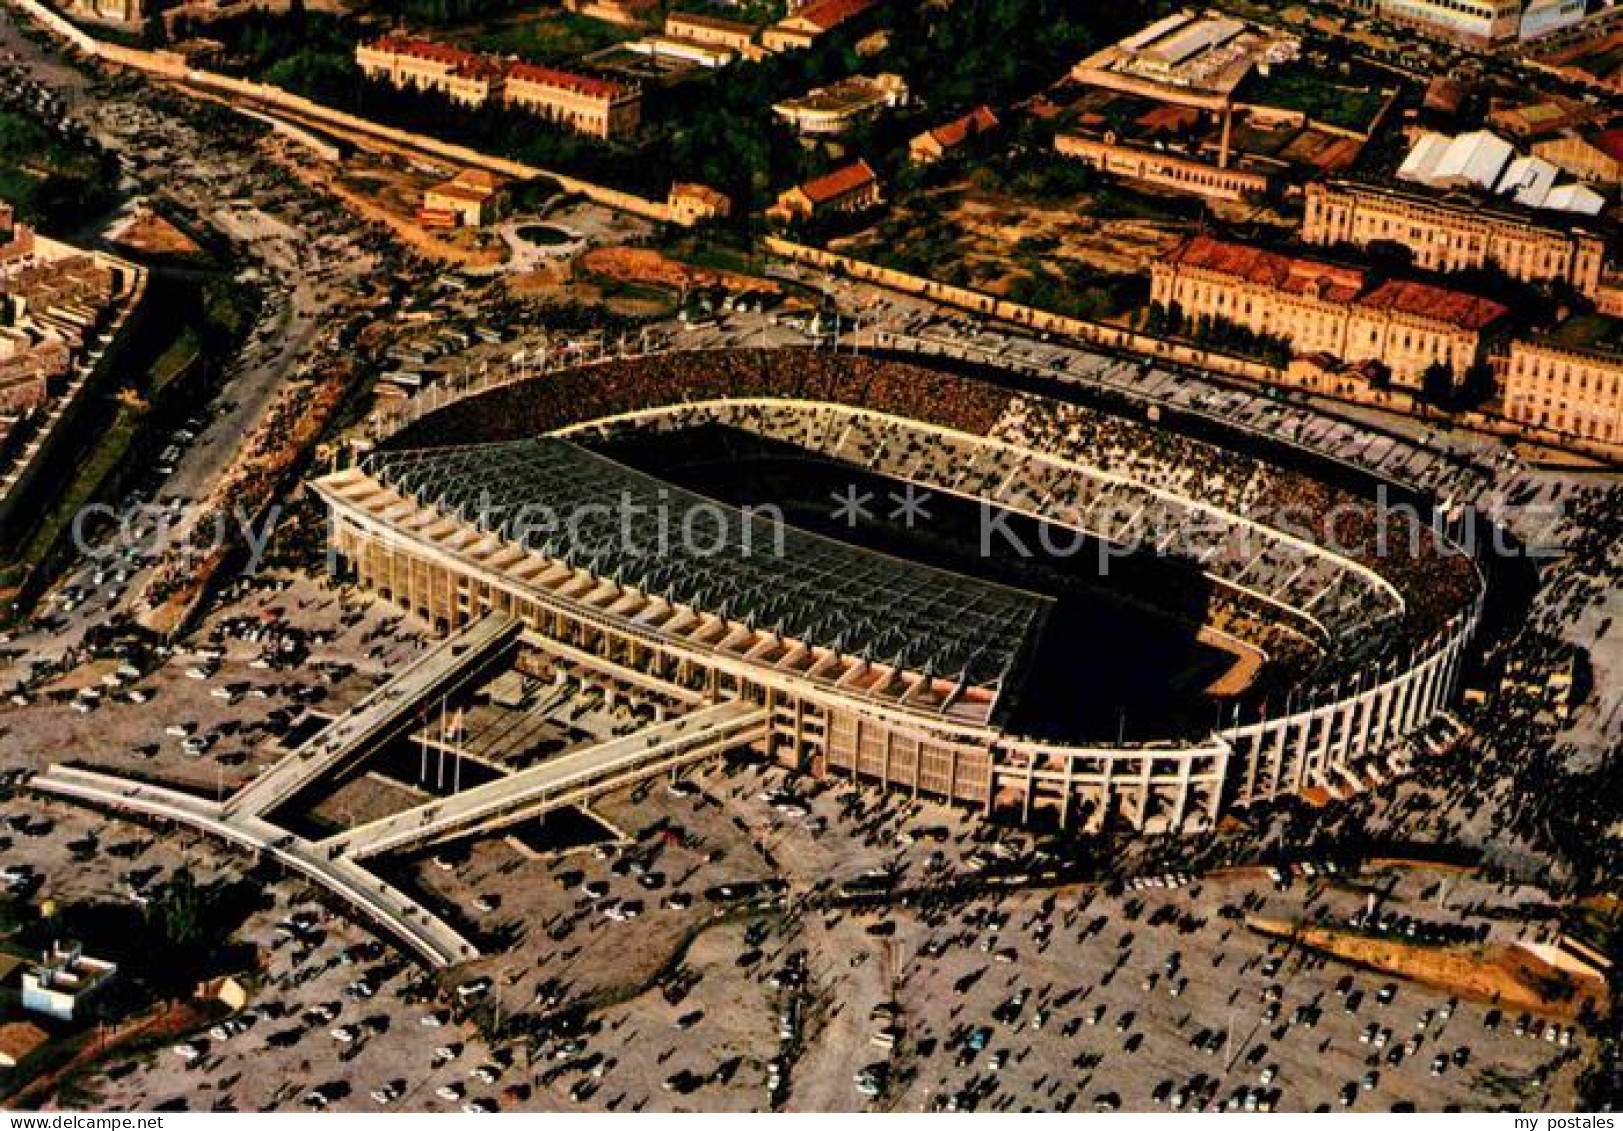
1171, 754, 1193, 829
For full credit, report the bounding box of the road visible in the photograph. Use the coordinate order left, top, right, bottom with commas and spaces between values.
0, 5, 390, 668
29, 761, 479, 967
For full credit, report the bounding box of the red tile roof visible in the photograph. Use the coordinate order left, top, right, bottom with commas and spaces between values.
369, 36, 504, 80
794, 0, 876, 32
799, 159, 878, 204
929, 106, 998, 150
1169, 236, 1507, 332
1168, 235, 1365, 303
505, 61, 630, 102
1359, 279, 1507, 331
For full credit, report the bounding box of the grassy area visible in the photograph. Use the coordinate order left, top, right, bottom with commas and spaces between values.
147, 326, 201, 392
1238, 61, 1392, 133
0, 110, 117, 230
468, 12, 636, 62
0, 402, 141, 592
655, 229, 764, 278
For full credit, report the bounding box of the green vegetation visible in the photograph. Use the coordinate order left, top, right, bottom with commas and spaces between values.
177, 9, 360, 102
882, 0, 1168, 117
846, 182, 1146, 321
1238, 60, 1391, 134
0, 110, 117, 230
393, 0, 529, 27
470, 12, 635, 62
1145, 302, 1292, 367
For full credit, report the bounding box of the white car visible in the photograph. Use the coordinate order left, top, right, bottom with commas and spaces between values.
435, 1083, 465, 1102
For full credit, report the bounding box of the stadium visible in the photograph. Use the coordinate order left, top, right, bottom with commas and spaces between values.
312, 349, 1484, 834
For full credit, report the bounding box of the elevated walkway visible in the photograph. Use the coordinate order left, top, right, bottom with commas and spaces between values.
30, 764, 478, 968
319, 699, 767, 861
227, 613, 521, 819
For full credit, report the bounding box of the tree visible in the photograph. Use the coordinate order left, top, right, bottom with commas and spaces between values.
1458, 360, 1496, 408
1420, 360, 1455, 409
146, 867, 207, 950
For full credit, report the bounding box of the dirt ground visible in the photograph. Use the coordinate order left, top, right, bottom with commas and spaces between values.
580, 247, 780, 298
284, 155, 507, 271
107, 208, 202, 257
1252, 920, 1610, 1023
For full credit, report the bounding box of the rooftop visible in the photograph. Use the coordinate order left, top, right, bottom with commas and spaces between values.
1542, 312, 1623, 356
796, 159, 879, 204
1167, 235, 1508, 330
1166, 235, 1366, 303
363, 438, 1048, 691
505, 61, 631, 101
925, 106, 999, 150
366, 36, 506, 81
786, 0, 876, 32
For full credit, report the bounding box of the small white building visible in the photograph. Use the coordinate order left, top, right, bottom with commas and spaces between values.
22, 942, 116, 1022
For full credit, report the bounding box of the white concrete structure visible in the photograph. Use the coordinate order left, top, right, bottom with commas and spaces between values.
321, 700, 767, 860
31, 764, 481, 968
226, 613, 520, 818
21, 942, 114, 1021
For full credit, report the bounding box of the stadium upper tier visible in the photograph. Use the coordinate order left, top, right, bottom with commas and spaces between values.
364, 438, 1048, 696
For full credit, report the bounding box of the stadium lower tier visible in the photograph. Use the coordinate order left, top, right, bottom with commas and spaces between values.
317, 466, 1479, 834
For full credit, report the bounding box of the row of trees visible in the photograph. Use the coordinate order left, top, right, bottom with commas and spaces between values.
1140, 304, 1502, 411
1140, 302, 1294, 369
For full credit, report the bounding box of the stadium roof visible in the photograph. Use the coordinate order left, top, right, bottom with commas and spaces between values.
364, 439, 1049, 691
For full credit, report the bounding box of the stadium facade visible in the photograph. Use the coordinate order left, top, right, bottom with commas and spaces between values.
314, 351, 1483, 834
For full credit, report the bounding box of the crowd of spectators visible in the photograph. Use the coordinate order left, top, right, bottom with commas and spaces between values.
394, 348, 1483, 677
995, 395, 1481, 645
390, 349, 1016, 452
